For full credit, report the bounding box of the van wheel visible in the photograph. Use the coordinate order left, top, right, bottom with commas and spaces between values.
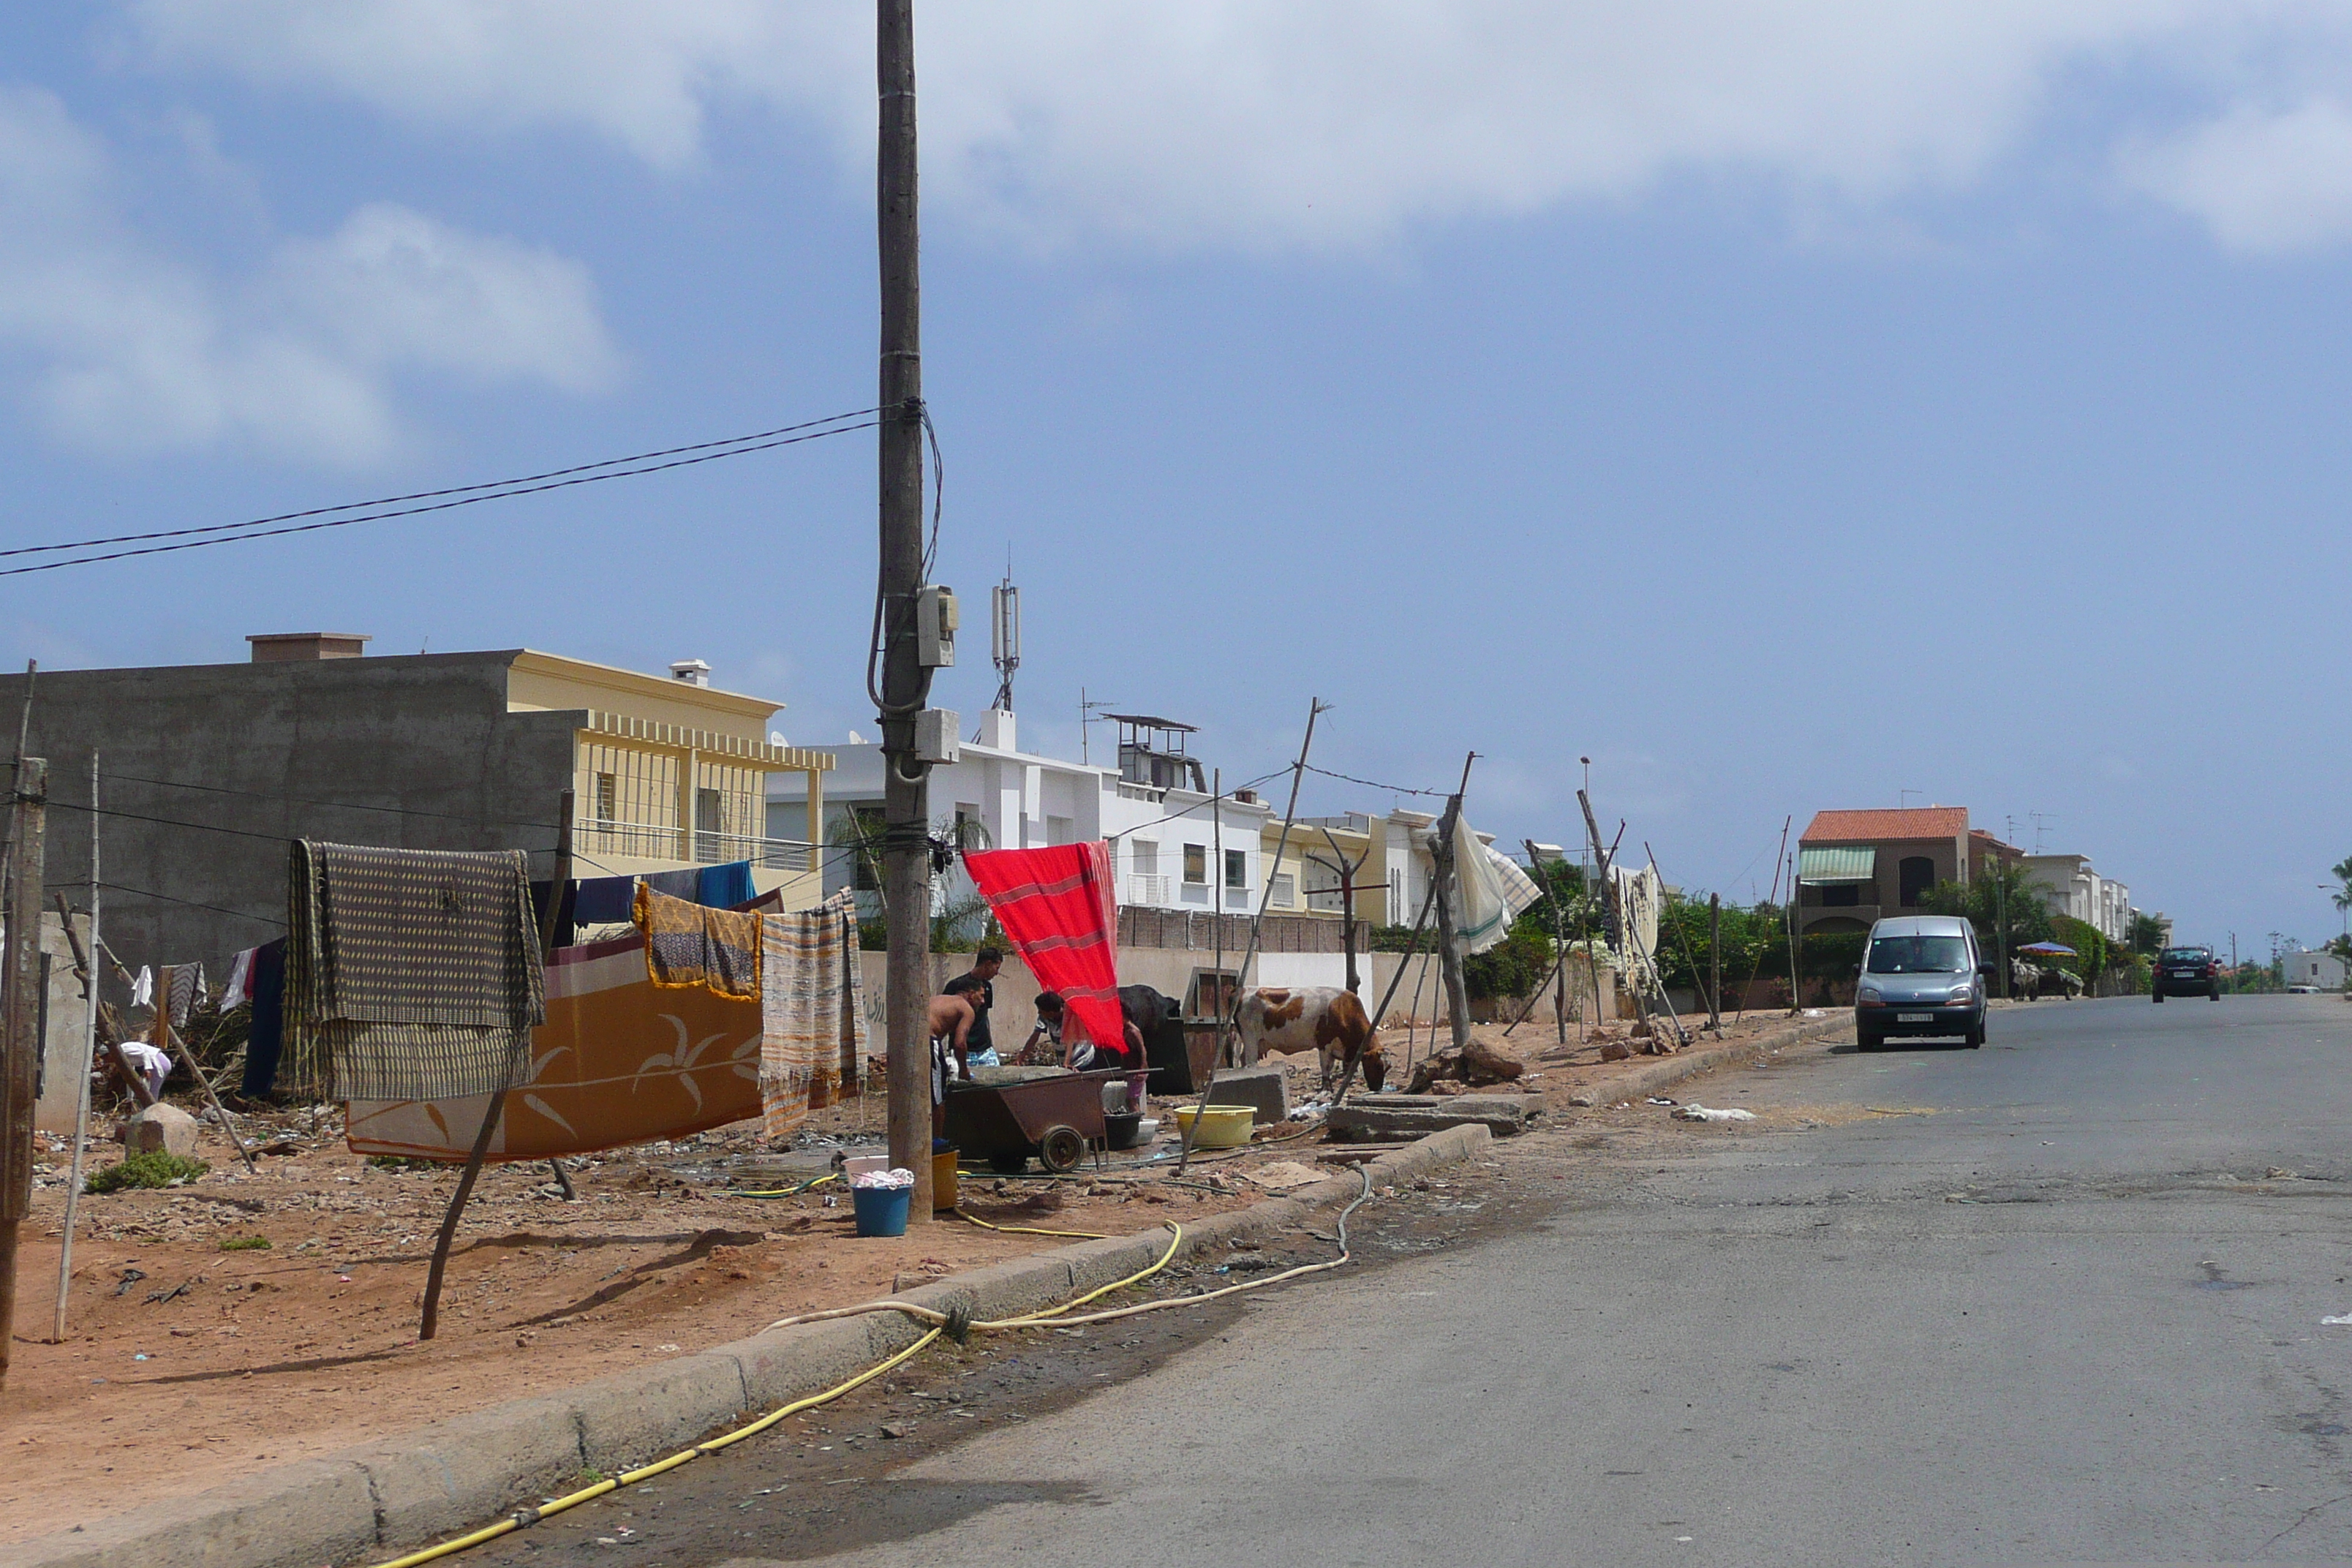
2209, 986, 2222, 1001
2152, 990, 2165, 1004
1966, 1017, 1985, 1049
1855, 1022, 1882, 1052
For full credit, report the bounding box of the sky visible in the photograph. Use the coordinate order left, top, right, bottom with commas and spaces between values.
1, 3, 2348, 953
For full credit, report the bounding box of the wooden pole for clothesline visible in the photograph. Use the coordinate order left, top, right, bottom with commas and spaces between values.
93, 938, 258, 1175
1431, 753, 1477, 1055
421, 790, 570, 1341
52, 753, 98, 1341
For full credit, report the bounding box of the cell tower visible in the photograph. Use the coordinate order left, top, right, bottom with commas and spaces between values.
990, 565, 1020, 713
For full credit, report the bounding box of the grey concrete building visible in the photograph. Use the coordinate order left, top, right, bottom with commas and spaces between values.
11, 634, 834, 983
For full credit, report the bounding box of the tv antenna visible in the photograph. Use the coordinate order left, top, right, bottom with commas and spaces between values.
990, 557, 1020, 714
2029, 811, 2057, 853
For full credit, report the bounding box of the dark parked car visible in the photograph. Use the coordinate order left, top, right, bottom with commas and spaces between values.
2152, 946, 2221, 1002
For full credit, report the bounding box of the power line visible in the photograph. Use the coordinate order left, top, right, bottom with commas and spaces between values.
100, 881, 287, 927
1300, 764, 1449, 799
0, 411, 878, 578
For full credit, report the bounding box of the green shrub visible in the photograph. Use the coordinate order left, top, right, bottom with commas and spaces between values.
85, 1151, 209, 1193
219, 1235, 271, 1251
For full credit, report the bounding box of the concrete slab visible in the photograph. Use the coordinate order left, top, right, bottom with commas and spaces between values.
1205, 1066, 1289, 1123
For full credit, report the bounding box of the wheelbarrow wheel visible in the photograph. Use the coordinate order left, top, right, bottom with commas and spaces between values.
1037, 1124, 1087, 1175
987, 1150, 1030, 1175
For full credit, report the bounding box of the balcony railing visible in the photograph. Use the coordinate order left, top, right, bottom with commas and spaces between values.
1127, 872, 1172, 906
576, 816, 820, 872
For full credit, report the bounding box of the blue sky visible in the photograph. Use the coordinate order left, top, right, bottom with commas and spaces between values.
2, 4, 2348, 951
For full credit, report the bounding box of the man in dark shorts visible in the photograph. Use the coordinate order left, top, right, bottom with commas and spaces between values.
941, 948, 1005, 1069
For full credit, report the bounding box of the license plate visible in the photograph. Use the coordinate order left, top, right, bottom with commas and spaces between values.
1896, 1012, 1934, 1022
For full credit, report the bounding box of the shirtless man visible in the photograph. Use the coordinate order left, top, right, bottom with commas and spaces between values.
927, 992, 978, 1137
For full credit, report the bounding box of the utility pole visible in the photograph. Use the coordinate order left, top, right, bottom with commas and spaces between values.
0, 755, 48, 1391
878, 0, 938, 1220
1708, 892, 1722, 1030
1431, 753, 1477, 1054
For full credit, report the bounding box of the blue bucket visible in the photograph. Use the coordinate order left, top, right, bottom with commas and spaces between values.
852, 1184, 912, 1237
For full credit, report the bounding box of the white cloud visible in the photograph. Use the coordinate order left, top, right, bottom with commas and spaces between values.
127, 0, 2352, 251
0, 86, 619, 463
2125, 98, 2352, 252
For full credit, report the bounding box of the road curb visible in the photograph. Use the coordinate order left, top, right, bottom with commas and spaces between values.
1574, 1014, 1853, 1106
1, 1124, 1491, 1568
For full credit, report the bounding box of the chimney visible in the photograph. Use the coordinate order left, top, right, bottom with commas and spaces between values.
248, 632, 371, 663
669, 658, 712, 687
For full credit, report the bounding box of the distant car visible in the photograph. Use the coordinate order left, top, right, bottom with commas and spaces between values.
1855, 914, 1989, 1050
2288, 983, 2322, 995
2152, 946, 2221, 1003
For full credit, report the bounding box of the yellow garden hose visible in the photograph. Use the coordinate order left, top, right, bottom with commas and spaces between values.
366, 1167, 1374, 1568
364, 1324, 943, 1568
947, 1207, 1109, 1240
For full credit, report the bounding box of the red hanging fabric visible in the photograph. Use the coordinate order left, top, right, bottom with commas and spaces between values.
961, 843, 1121, 1052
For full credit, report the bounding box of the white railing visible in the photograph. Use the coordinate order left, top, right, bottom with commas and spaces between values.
1127, 873, 1172, 905
576, 817, 821, 872
1117, 780, 1164, 802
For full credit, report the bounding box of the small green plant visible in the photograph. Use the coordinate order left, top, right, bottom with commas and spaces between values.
85, 1151, 210, 1193
366, 1154, 439, 1170
219, 1235, 271, 1251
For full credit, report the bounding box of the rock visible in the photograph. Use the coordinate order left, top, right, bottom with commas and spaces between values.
1328, 1094, 1537, 1141
1567, 1093, 1597, 1107
1598, 1041, 1632, 1062
122, 1102, 200, 1158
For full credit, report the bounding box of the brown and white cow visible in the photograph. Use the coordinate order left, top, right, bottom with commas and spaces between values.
1235, 986, 1387, 1093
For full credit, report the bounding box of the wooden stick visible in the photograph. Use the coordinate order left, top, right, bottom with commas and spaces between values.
421, 789, 569, 1340
162, 1015, 257, 1175
53, 755, 99, 1341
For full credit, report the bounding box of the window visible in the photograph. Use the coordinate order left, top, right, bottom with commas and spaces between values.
1819, 883, 1861, 907
696, 787, 725, 861
1047, 815, 1074, 846
1224, 848, 1248, 890
1183, 844, 1207, 884
1131, 841, 1158, 875
1866, 935, 1971, 974
595, 772, 617, 825
1897, 856, 1936, 908
1270, 872, 1295, 908
852, 808, 885, 891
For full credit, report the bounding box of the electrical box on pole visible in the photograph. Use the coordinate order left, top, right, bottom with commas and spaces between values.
915, 584, 959, 667
914, 708, 960, 765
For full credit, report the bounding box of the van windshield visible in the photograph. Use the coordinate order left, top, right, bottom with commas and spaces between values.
1866, 935, 1971, 975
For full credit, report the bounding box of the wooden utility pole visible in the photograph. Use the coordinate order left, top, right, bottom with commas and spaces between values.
1708, 893, 1723, 1030
0, 755, 48, 1391
877, 0, 937, 1221
1431, 753, 1477, 1054
1784, 850, 1802, 1014
421, 790, 569, 1341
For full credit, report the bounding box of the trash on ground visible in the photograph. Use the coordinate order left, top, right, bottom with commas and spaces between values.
1673, 1104, 1756, 1123
2322, 1314, 2352, 1325
1240, 1161, 1324, 1192
1646, 1097, 1678, 1107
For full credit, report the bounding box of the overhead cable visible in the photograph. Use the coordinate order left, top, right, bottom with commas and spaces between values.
0, 409, 879, 578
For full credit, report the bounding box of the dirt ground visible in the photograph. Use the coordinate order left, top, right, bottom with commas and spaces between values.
0, 1009, 1821, 1544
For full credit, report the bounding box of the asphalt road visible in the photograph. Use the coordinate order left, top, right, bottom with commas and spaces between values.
669, 995, 2352, 1567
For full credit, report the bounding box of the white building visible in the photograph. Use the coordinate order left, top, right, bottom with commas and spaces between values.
2022, 853, 2133, 943
766, 709, 1271, 921
2286, 949, 2348, 989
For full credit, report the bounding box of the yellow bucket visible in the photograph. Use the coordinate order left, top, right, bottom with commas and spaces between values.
1173, 1104, 1256, 1150
933, 1149, 959, 1212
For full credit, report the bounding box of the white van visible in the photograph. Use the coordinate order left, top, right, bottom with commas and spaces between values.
1855, 914, 1988, 1050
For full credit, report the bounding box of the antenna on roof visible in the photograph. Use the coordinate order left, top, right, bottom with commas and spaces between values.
990, 554, 1020, 714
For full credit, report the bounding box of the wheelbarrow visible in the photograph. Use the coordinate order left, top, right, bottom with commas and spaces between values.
943, 1067, 1126, 1175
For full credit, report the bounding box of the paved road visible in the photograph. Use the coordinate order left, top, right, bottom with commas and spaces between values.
711, 994, 2352, 1567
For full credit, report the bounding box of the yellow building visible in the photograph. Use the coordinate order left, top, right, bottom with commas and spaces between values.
505, 651, 834, 905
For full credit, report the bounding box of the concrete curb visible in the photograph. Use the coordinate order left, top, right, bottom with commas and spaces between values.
1, 1124, 1491, 1568
1574, 1014, 1852, 1106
